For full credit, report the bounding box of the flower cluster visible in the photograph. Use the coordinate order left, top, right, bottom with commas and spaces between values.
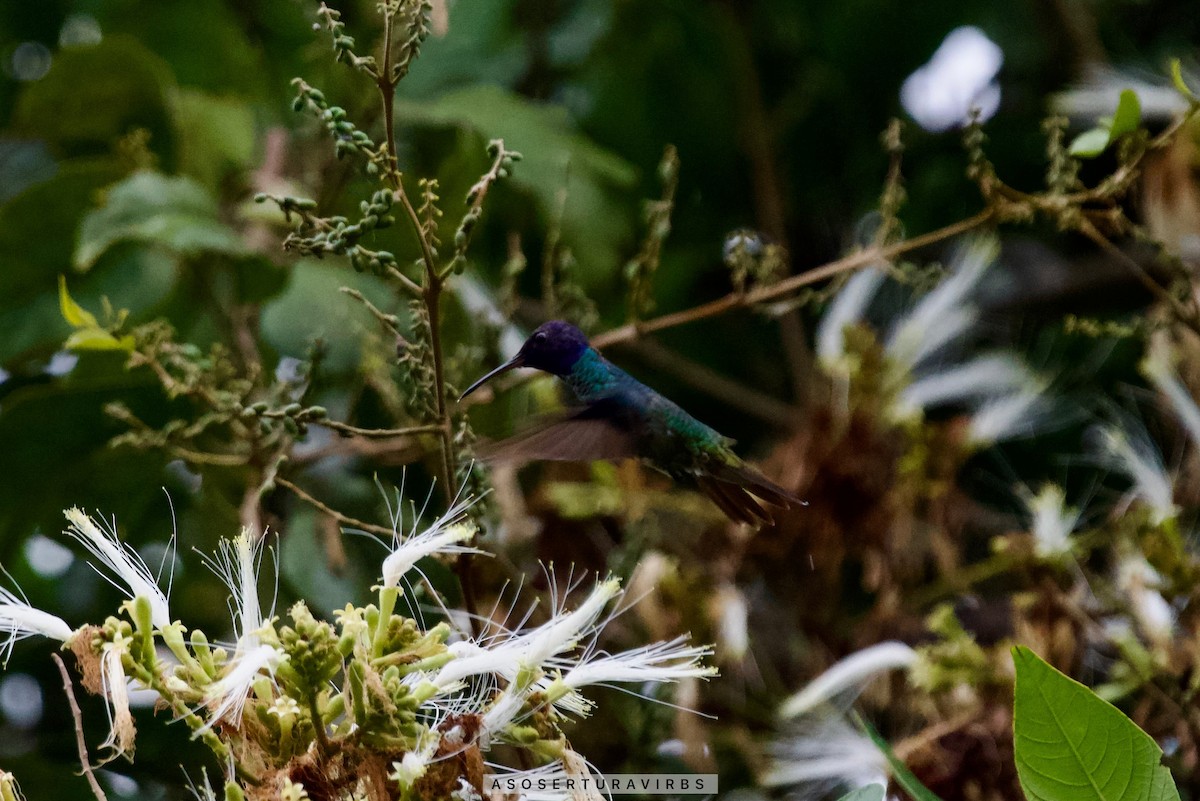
0, 501, 714, 801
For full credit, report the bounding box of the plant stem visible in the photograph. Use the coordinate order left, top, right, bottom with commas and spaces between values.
591, 208, 997, 349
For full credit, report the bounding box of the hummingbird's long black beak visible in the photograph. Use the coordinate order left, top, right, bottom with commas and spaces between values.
459, 354, 525, 401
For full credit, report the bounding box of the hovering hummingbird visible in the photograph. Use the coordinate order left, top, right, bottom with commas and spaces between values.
460, 321, 804, 524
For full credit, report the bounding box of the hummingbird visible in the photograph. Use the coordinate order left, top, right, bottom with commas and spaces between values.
460, 320, 804, 525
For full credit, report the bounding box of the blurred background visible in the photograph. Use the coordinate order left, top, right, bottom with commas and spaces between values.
3, 0, 1200, 799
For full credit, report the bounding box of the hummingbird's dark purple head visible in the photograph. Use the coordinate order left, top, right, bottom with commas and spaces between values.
459, 320, 591, 400
517, 321, 590, 375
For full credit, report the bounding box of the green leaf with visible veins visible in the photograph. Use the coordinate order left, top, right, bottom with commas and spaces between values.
1013, 646, 1180, 801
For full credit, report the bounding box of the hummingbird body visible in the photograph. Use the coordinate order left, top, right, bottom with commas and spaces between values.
461, 321, 803, 524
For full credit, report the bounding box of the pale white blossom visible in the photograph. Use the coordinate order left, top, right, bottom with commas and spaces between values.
389, 730, 441, 793
1021, 484, 1080, 559
780, 642, 917, 720
762, 714, 889, 793
817, 266, 886, 369
0, 585, 73, 662
381, 494, 483, 590
1090, 420, 1177, 524
100, 636, 136, 757
64, 508, 171, 629
200, 531, 284, 727
1143, 339, 1200, 447
885, 237, 995, 372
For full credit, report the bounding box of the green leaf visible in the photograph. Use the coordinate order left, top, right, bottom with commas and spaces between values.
859, 716, 944, 801
1170, 59, 1198, 104
74, 171, 244, 269
175, 89, 257, 189
58, 275, 99, 328
1012, 645, 1180, 801
260, 260, 406, 375
836, 785, 886, 801
63, 328, 135, 352
1068, 127, 1113, 159
1109, 89, 1142, 140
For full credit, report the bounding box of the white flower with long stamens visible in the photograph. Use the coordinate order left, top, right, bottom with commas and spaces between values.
100, 635, 137, 757
1143, 339, 1200, 447
0, 585, 73, 663
779, 641, 917, 720
432, 579, 622, 689
64, 508, 171, 629
900, 353, 1032, 415
1090, 419, 1176, 524
557, 637, 717, 694
762, 714, 889, 793
200, 530, 284, 727
966, 387, 1051, 446
381, 495, 483, 590
886, 237, 995, 372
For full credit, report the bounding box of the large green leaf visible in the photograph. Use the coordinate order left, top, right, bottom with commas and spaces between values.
1012, 646, 1180, 801
75, 171, 245, 269
175, 89, 257, 189
260, 260, 407, 375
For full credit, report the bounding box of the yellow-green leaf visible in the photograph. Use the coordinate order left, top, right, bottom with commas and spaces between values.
1170, 59, 1198, 104
1109, 89, 1142, 140
58, 275, 98, 328
63, 327, 134, 352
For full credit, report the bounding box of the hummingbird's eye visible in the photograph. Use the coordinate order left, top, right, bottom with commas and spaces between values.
533, 331, 548, 344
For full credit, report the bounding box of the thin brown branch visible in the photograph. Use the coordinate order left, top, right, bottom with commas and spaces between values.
276, 476, 396, 537
52, 653, 108, 801
591, 208, 997, 349
315, 420, 444, 439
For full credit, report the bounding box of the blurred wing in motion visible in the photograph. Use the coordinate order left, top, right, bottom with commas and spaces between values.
475, 405, 638, 464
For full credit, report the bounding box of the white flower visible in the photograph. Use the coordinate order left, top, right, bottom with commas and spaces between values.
709, 583, 749, 663
762, 714, 889, 795
885, 236, 995, 372
64, 508, 171, 629
1116, 555, 1177, 644
389, 731, 441, 793
100, 636, 137, 757
558, 637, 717, 695
900, 353, 1032, 415
817, 266, 886, 369
965, 387, 1051, 446
432, 579, 622, 689
199, 530, 285, 728
1143, 339, 1200, 447
1090, 419, 1176, 524
1022, 484, 1080, 559
381, 495, 483, 591
0, 584, 73, 663
779, 642, 917, 720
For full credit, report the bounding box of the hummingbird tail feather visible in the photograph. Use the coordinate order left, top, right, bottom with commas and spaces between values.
712, 462, 806, 510
697, 476, 774, 525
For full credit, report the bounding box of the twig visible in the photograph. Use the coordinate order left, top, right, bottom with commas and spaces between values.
52, 653, 108, 801
314, 420, 444, 439
277, 476, 396, 537
591, 208, 997, 349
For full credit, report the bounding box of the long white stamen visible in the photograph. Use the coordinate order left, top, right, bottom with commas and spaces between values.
100, 643, 136, 757
1091, 421, 1176, 524
817, 266, 886, 368
64, 508, 171, 629
779, 642, 917, 719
